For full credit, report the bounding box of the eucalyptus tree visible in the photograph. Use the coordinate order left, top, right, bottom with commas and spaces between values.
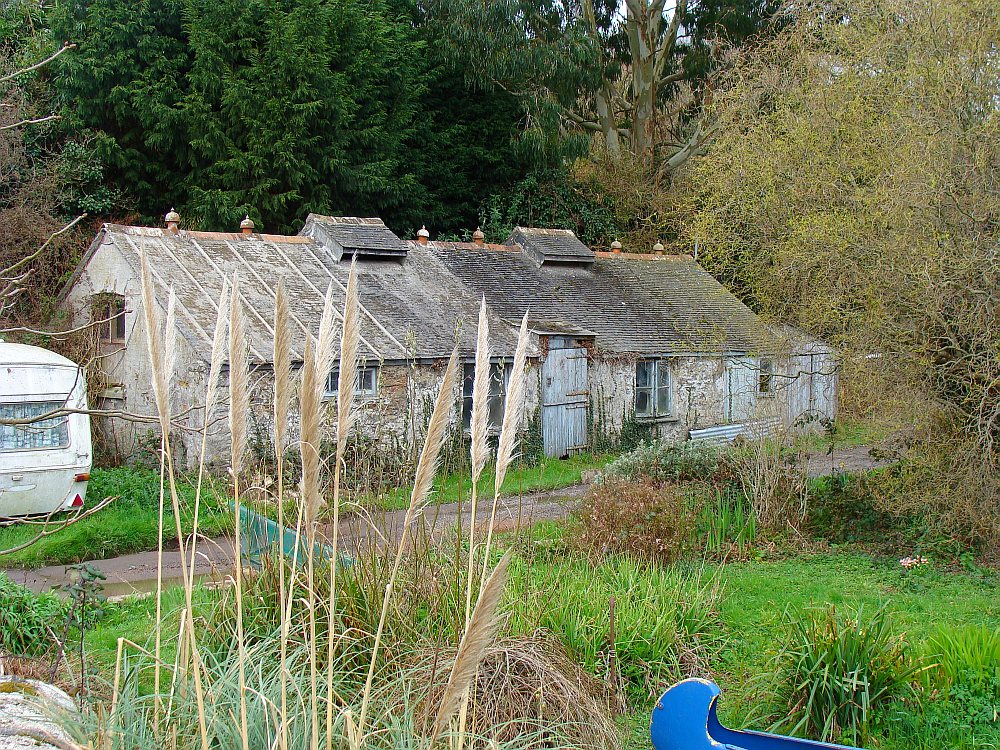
430, 0, 780, 173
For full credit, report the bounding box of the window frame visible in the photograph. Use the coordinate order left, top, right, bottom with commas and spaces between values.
635, 358, 674, 420
461, 361, 511, 433
758, 357, 775, 397
97, 294, 127, 344
324, 365, 379, 400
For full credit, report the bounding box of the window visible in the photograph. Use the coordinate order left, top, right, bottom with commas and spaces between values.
462, 362, 510, 432
325, 366, 379, 399
96, 294, 126, 343
758, 358, 774, 396
635, 359, 673, 419
0, 401, 70, 452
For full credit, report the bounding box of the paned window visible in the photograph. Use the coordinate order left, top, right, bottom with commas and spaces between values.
96, 294, 126, 343
462, 362, 510, 431
759, 358, 774, 395
325, 366, 379, 399
635, 359, 673, 419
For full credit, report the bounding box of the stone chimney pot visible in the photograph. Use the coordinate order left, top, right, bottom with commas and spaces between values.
417, 225, 429, 245
240, 215, 255, 236
472, 227, 485, 245
610, 240, 622, 254
164, 208, 180, 234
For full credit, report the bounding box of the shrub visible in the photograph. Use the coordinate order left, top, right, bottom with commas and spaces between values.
570, 480, 696, 561
724, 438, 807, 529
598, 441, 723, 484
0, 573, 69, 657
769, 604, 920, 744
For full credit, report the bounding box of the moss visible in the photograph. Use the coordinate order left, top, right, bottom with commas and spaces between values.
0, 679, 40, 696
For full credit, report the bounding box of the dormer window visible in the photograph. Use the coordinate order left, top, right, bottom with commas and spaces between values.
96, 294, 126, 343
325, 365, 379, 400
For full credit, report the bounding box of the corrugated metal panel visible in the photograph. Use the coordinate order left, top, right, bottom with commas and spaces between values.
689, 418, 781, 444
541, 346, 589, 457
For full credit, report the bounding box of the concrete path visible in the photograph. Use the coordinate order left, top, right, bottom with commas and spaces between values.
4, 484, 587, 595
4, 445, 886, 595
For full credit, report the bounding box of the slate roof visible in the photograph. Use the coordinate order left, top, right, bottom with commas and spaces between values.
421, 243, 775, 354
304, 215, 408, 258
84, 225, 522, 365
507, 227, 595, 265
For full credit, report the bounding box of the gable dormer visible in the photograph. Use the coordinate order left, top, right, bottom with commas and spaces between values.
506, 227, 595, 267
303, 215, 408, 261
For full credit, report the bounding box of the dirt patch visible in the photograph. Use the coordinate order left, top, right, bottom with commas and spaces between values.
804, 445, 894, 477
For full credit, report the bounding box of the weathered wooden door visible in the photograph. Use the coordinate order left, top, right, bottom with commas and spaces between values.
541, 344, 589, 457
724, 357, 757, 424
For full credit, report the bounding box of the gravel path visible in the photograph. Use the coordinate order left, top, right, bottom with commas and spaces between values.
4, 446, 885, 594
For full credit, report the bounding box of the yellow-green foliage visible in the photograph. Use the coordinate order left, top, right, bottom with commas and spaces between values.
680, 0, 1000, 546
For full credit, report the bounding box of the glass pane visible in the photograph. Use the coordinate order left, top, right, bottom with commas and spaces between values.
636, 361, 651, 388
356, 368, 374, 394
487, 364, 507, 428
635, 388, 651, 417
0, 402, 70, 452
655, 361, 671, 415
759, 359, 773, 394
656, 384, 671, 415
325, 371, 338, 395
113, 297, 126, 340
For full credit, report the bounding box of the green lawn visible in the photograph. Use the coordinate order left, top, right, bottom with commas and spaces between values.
0, 467, 232, 568
706, 554, 999, 721
361, 452, 607, 511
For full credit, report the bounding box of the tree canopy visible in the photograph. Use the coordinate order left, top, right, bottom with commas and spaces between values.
430, 0, 782, 172
48, 0, 528, 235
680, 0, 1000, 543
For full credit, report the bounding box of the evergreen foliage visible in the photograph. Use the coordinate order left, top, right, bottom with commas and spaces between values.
47, 0, 528, 234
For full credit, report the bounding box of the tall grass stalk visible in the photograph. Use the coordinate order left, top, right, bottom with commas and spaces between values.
187, 281, 229, 592
358, 347, 460, 734
433, 550, 511, 742
328, 263, 359, 750
481, 313, 530, 591
465, 297, 491, 628
139, 250, 208, 750
272, 278, 291, 750
228, 275, 251, 750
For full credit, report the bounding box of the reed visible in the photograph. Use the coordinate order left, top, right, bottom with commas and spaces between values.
228, 275, 251, 750
465, 298, 491, 628
481, 313, 530, 590
358, 347, 460, 733
434, 551, 511, 742
328, 261, 359, 750
272, 278, 291, 750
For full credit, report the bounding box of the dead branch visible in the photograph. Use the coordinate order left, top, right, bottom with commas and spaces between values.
0, 496, 117, 557
0, 43, 75, 85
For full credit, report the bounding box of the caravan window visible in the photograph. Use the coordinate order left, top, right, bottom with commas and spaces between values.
0, 401, 70, 452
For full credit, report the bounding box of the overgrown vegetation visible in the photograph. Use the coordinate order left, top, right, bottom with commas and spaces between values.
0, 467, 231, 567
767, 605, 920, 744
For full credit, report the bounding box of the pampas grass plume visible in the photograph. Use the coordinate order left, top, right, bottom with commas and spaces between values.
433, 551, 512, 741
494, 312, 530, 495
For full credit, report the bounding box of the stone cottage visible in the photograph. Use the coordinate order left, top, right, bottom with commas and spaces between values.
59, 213, 836, 464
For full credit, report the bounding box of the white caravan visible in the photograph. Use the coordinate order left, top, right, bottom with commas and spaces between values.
0, 342, 92, 518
